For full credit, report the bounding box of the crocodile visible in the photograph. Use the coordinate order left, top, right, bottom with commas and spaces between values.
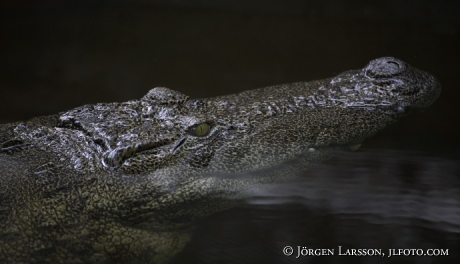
0, 57, 441, 263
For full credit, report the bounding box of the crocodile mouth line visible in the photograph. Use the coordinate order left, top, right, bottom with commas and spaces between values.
172, 137, 187, 153
103, 139, 174, 168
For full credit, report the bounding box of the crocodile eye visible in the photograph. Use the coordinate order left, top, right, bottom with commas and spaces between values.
190, 122, 211, 137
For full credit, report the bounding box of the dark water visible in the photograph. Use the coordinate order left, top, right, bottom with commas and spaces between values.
171, 149, 460, 264
1, 1, 459, 263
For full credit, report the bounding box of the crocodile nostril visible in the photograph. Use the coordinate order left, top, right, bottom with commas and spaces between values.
365, 57, 406, 78
387, 60, 400, 68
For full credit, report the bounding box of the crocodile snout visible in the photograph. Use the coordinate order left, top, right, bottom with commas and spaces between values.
361, 57, 441, 112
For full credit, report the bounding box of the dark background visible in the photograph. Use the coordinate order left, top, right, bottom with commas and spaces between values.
1, 1, 459, 264
1, 0, 459, 152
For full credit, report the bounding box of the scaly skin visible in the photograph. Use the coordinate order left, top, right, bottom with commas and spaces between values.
0, 57, 440, 263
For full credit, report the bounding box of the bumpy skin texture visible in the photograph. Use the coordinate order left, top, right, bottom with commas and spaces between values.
0, 57, 440, 263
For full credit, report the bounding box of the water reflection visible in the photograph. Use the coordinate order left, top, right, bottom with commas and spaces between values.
171, 149, 460, 264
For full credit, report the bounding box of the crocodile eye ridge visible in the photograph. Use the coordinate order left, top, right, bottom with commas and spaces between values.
190, 122, 211, 137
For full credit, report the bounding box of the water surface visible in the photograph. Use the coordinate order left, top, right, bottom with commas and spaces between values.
171, 149, 460, 264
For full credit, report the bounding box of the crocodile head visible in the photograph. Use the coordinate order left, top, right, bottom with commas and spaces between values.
0, 57, 441, 263
42, 57, 439, 178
